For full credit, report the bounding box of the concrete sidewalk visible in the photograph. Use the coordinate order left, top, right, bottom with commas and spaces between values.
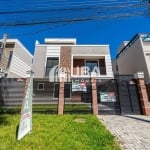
97, 115, 150, 150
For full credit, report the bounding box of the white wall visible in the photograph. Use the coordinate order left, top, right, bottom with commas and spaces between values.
32, 45, 47, 78
32, 45, 61, 78
8, 55, 31, 77
46, 46, 60, 57
8, 40, 33, 78
105, 54, 114, 78
117, 38, 150, 82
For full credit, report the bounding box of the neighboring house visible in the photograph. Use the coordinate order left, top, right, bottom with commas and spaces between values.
32, 38, 113, 79
0, 39, 33, 78
112, 33, 150, 83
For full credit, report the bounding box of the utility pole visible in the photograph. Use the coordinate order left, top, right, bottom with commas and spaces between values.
0, 33, 8, 78
0, 33, 7, 60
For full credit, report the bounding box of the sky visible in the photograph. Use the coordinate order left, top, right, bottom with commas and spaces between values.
0, 0, 150, 60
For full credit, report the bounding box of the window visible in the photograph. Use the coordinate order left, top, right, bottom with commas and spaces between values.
53, 83, 71, 99
86, 60, 99, 75
54, 83, 59, 98
64, 83, 71, 98
45, 57, 59, 76
37, 83, 44, 90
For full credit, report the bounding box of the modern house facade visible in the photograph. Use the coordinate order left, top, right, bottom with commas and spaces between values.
32, 38, 150, 115
32, 38, 113, 104
113, 33, 150, 83
0, 38, 33, 78
33, 38, 113, 79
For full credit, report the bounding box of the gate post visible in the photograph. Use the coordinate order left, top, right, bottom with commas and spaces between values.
58, 77, 64, 115
91, 78, 98, 115
134, 72, 150, 115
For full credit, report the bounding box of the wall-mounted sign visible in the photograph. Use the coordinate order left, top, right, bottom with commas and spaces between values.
100, 92, 116, 102
72, 81, 87, 92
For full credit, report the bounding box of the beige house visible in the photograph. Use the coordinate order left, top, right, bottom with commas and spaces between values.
0, 39, 33, 78
32, 38, 113, 102
113, 33, 150, 83
32, 38, 113, 80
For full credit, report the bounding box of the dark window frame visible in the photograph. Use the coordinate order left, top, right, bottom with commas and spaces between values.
45, 57, 59, 77
37, 83, 45, 90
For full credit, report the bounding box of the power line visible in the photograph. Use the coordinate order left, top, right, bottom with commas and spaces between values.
0, 0, 148, 28
0, 2, 146, 15
0, 0, 144, 11
0, 10, 147, 27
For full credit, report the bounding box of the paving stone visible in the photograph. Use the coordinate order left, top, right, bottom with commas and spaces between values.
97, 115, 150, 150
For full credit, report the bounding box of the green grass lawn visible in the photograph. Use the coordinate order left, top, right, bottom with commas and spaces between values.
0, 114, 121, 150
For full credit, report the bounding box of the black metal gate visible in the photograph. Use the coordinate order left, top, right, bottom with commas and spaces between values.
97, 75, 141, 115
97, 79, 120, 114
116, 75, 141, 115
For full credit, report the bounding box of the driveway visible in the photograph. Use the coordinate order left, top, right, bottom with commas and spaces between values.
97, 115, 150, 150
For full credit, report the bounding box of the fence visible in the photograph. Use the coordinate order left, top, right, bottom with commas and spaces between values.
96, 79, 120, 114
63, 81, 92, 114
115, 75, 141, 115
0, 78, 25, 107
0, 76, 145, 115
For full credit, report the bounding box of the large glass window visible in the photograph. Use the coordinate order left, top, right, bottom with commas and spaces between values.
86, 60, 98, 75
45, 57, 59, 77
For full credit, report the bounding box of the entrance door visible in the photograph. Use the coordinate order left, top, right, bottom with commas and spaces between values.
116, 75, 141, 115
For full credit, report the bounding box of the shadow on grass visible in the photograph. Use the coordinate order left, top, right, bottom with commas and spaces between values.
33, 110, 58, 114
64, 110, 92, 114
16, 124, 19, 140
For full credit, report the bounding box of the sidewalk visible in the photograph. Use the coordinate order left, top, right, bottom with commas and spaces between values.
97, 115, 150, 150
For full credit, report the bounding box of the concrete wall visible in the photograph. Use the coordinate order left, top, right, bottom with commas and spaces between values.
72, 45, 109, 55
116, 38, 150, 82
32, 45, 47, 78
